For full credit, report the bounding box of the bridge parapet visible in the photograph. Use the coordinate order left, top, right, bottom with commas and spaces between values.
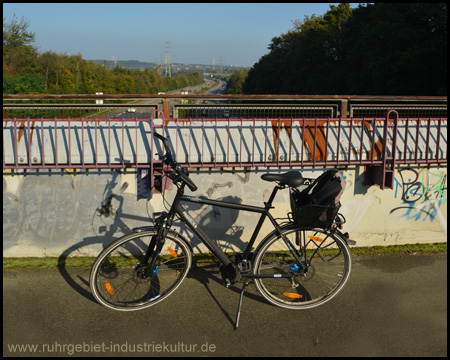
2, 95, 447, 255
3, 114, 447, 190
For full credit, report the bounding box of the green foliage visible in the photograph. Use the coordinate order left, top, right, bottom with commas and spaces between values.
3, 14, 40, 76
341, 3, 447, 95
3, 16, 205, 95
4, 4, 446, 96
225, 69, 249, 94
243, 3, 447, 96
3, 73, 46, 94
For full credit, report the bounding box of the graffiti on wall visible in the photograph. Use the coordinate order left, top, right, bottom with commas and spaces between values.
2, 170, 153, 253
391, 167, 447, 228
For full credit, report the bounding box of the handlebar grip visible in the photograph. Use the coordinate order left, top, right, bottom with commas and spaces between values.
154, 131, 171, 155
180, 172, 198, 192
153, 131, 165, 141
155, 131, 196, 191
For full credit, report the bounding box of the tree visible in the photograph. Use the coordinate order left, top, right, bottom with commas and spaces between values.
226, 69, 249, 94
243, 4, 352, 95
3, 15, 40, 76
3, 14, 207, 95
39, 51, 59, 91
342, 3, 447, 95
243, 3, 446, 96
3, 73, 45, 94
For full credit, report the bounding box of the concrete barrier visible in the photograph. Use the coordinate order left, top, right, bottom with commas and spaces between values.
3, 163, 446, 257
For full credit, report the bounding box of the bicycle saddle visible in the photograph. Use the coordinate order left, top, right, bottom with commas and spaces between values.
261, 171, 305, 187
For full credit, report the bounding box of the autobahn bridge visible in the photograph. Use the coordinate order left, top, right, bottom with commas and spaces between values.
2, 94, 447, 256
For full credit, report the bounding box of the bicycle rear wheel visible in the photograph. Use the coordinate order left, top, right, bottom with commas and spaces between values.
253, 226, 351, 310
90, 230, 192, 311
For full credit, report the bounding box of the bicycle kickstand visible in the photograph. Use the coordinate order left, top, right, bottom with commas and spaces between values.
234, 280, 250, 330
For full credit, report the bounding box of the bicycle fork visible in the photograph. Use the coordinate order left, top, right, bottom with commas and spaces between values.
135, 212, 169, 279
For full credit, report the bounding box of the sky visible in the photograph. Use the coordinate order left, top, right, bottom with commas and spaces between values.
3, 3, 359, 68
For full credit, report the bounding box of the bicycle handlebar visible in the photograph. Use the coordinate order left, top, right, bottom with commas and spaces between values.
154, 131, 198, 192
153, 131, 172, 156
179, 171, 198, 192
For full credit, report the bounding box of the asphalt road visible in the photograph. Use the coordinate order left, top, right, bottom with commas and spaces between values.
3, 253, 447, 357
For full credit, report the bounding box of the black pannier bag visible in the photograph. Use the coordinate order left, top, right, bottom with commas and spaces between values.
290, 169, 346, 228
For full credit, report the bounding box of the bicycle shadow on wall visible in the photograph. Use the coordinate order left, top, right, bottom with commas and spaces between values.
57, 176, 267, 317
57, 171, 152, 302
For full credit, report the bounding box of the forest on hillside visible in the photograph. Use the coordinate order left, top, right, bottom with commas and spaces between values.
3, 15, 204, 95
226, 3, 447, 96
4, 3, 447, 96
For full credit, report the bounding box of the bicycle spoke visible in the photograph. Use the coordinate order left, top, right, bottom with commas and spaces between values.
90, 231, 191, 311
254, 227, 351, 309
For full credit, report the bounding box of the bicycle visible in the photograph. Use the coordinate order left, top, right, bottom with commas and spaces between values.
90, 131, 355, 328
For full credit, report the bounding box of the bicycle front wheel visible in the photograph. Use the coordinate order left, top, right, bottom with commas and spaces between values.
253, 226, 351, 310
90, 230, 192, 311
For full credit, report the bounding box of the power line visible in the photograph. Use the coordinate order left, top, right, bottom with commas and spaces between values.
219, 53, 225, 75
164, 40, 172, 77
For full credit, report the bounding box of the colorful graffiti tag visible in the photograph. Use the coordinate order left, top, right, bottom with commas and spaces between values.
391, 167, 447, 224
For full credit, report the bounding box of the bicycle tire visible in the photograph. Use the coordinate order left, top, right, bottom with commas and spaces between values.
253, 226, 351, 310
90, 229, 192, 311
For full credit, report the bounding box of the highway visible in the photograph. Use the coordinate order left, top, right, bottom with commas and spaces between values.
111, 78, 227, 119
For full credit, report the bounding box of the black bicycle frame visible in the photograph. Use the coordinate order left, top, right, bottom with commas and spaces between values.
158, 181, 303, 280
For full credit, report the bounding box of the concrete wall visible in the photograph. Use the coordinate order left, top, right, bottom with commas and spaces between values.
3, 164, 447, 257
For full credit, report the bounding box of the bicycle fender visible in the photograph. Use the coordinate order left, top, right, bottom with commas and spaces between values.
132, 226, 156, 233
254, 224, 356, 255
339, 230, 357, 246
168, 229, 194, 255
329, 228, 357, 246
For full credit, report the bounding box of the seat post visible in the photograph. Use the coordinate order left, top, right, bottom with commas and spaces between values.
264, 184, 282, 209
240, 184, 283, 261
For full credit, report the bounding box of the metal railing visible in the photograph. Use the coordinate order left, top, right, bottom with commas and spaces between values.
3, 94, 447, 190
3, 112, 447, 178
3, 94, 447, 119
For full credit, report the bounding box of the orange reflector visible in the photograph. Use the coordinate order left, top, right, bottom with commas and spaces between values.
168, 247, 178, 258
308, 235, 325, 243
105, 281, 114, 295
283, 292, 303, 299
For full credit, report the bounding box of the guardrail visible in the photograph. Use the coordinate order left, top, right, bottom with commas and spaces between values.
3, 94, 447, 118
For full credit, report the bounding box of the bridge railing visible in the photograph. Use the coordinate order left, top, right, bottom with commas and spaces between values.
3, 94, 447, 119
3, 94, 447, 190
3, 113, 447, 189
